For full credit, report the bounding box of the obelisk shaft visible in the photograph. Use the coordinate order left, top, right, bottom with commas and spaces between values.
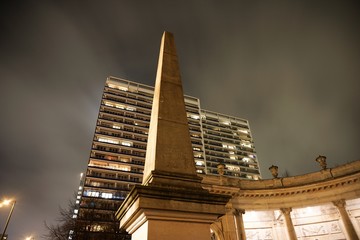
142, 31, 198, 185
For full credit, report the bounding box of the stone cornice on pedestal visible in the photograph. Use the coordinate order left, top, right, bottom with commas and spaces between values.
201, 159, 360, 210
116, 184, 230, 234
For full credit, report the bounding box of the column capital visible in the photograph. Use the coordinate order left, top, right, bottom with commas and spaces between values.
233, 208, 245, 216
333, 199, 346, 208
280, 207, 292, 215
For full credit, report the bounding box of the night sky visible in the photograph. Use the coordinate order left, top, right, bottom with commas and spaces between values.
1, 1, 359, 239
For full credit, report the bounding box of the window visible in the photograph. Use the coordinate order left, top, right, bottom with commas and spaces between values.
121, 141, 132, 147
114, 104, 124, 109
222, 144, 235, 149
101, 193, 113, 199
227, 165, 240, 171
84, 190, 100, 197
104, 102, 114, 107
196, 161, 204, 166
119, 165, 131, 171
190, 114, 200, 120
241, 141, 252, 148
126, 106, 136, 111
238, 129, 248, 134
98, 137, 119, 145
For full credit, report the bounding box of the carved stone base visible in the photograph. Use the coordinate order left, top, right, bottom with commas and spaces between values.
116, 185, 230, 240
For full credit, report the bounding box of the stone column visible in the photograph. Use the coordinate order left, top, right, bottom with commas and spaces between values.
219, 208, 246, 240
333, 199, 359, 240
233, 209, 246, 240
280, 208, 297, 240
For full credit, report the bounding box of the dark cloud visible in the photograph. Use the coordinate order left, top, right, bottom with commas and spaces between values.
1, 1, 359, 238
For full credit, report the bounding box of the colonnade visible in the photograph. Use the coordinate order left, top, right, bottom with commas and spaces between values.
212, 199, 359, 240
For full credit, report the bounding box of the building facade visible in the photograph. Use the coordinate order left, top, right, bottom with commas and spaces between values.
73, 76, 260, 238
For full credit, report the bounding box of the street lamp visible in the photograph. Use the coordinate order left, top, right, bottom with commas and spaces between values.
0, 199, 16, 240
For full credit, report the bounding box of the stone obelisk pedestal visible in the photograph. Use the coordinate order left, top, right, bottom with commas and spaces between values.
117, 185, 229, 240
116, 31, 230, 240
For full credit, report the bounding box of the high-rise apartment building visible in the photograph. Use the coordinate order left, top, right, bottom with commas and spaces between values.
74, 76, 260, 239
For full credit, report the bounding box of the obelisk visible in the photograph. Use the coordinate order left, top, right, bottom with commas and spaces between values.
116, 32, 230, 240
142, 31, 202, 188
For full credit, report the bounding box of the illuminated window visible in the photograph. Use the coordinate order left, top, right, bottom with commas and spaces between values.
119, 86, 128, 92
75, 200, 80, 204
126, 106, 136, 111
227, 165, 240, 171
90, 182, 101, 187
190, 114, 200, 120
120, 157, 130, 162
196, 161, 204, 166
221, 120, 230, 125
105, 155, 117, 160
241, 141, 252, 148
101, 193, 113, 199
121, 141, 132, 147
119, 165, 131, 171
74, 209, 78, 214
98, 138, 119, 144
91, 224, 104, 232
193, 147, 201, 151
238, 129, 248, 134
222, 144, 235, 149
115, 104, 125, 109
85, 191, 100, 197
196, 169, 203, 173
113, 125, 121, 129
243, 157, 250, 162
230, 156, 237, 160
105, 102, 114, 107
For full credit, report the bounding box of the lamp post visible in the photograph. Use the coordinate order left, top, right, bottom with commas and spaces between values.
0, 199, 16, 240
